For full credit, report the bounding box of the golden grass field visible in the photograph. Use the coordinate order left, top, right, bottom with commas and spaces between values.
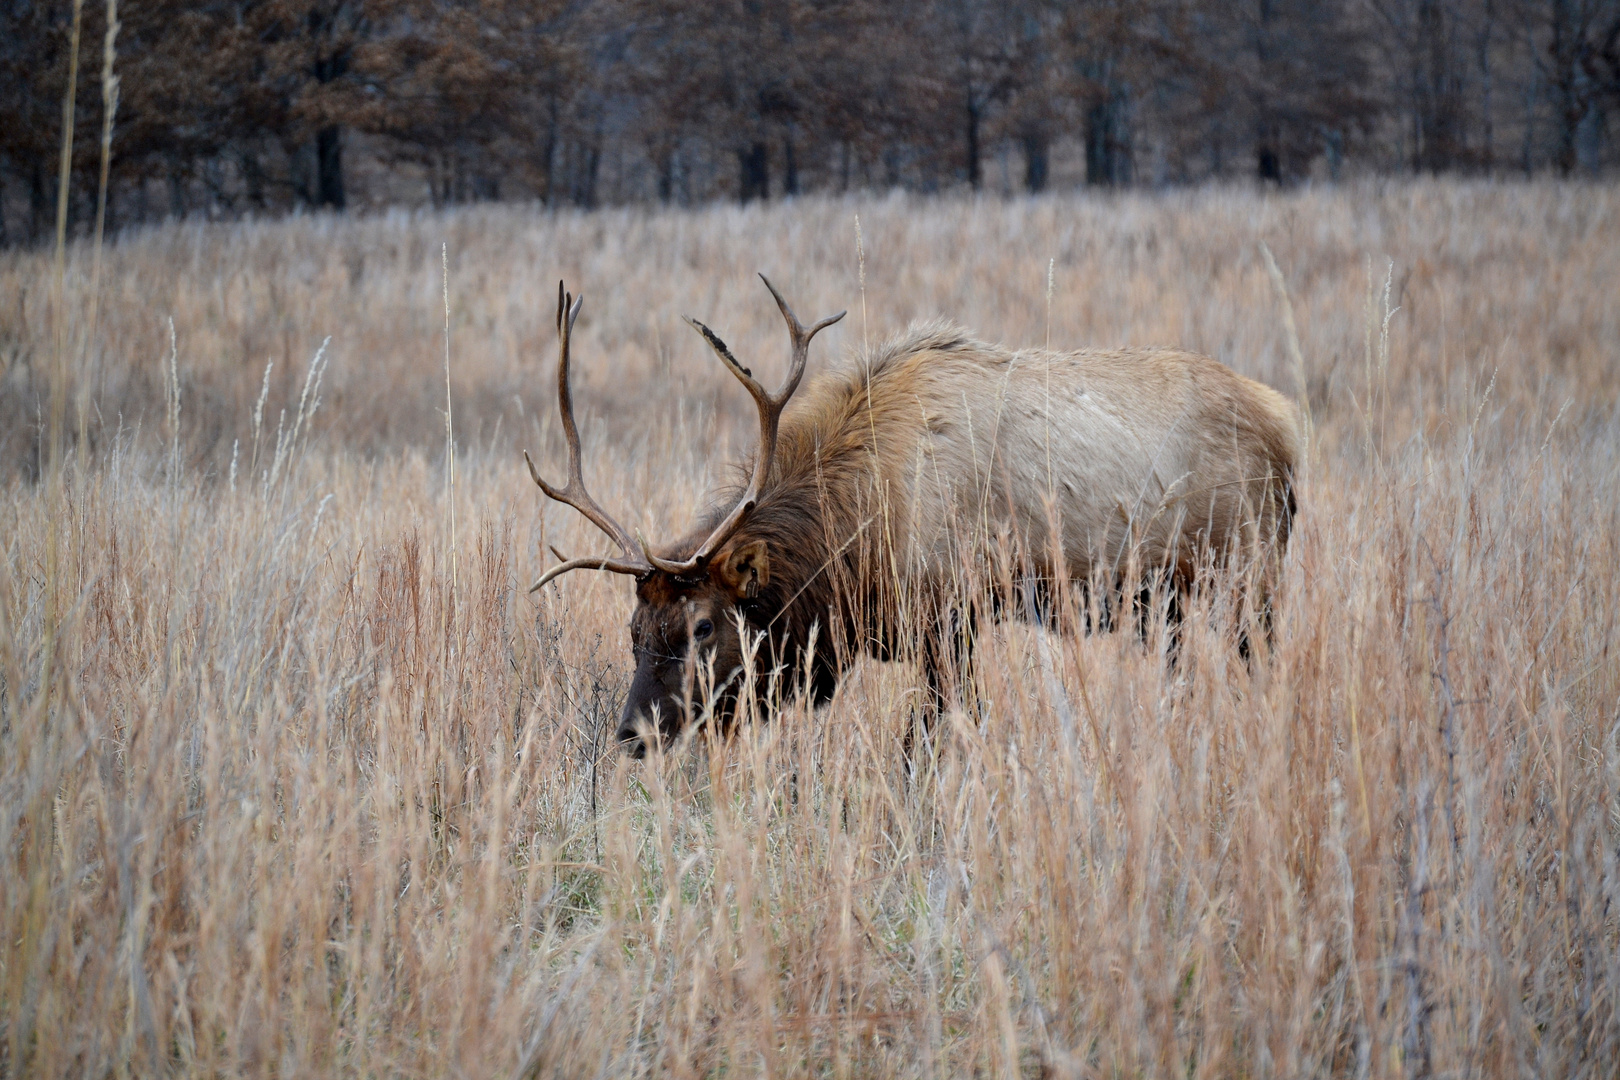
2, 182, 1619, 1077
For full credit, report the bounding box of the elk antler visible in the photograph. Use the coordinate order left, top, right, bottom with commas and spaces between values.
646, 275, 845, 577
526, 282, 653, 591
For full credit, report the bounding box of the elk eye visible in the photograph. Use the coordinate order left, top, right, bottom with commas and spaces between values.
693, 619, 715, 641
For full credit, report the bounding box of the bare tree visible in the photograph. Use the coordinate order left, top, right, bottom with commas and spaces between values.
5, 0, 1617, 241
1512, 0, 1616, 173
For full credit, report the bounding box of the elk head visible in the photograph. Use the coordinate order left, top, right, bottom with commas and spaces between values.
525, 277, 844, 757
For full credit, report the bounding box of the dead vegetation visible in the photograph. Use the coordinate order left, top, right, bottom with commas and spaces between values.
2, 181, 1618, 1077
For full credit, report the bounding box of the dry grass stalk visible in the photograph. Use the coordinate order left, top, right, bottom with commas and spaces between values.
0, 183, 1616, 1078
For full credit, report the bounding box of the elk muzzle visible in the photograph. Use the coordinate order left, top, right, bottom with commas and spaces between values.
616, 657, 686, 757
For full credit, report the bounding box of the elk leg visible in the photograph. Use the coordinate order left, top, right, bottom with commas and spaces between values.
1086, 578, 1118, 635
1015, 575, 1060, 630
1164, 586, 1187, 668
1236, 578, 1280, 668
807, 653, 841, 707
1131, 573, 1186, 665
908, 603, 977, 767
906, 647, 946, 769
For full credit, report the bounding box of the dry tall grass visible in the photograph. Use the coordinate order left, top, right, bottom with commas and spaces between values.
2, 182, 1618, 1077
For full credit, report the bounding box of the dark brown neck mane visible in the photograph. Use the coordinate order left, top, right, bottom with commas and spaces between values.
674, 325, 974, 691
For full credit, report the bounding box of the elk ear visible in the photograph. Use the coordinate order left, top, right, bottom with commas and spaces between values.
716, 539, 770, 600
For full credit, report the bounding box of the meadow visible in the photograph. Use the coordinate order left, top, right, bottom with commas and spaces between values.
2, 181, 1618, 1077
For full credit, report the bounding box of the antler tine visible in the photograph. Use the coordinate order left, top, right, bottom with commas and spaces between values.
530, 553, 651, 592
524, 282, 652, 586
658, 277, 845, 575
759, 274, 847, 390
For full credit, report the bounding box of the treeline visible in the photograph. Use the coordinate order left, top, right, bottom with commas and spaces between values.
4, 0, 1620, 242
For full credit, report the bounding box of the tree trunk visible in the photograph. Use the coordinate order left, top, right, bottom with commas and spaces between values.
1478, 2, 1496, 174
1251, 0, 1279, 183
783, 135, 799, 197
738, 141, 769, 203
1087, 104, 1105, 183
1256, 142, 1281, 182
1548, 0, 1589, 176
542, 97, 559, 207
1555, 96, 1583, 176
243, 150, 267, 209
168, 166, 186, 220
30, 159, 52, 242
1416, 0, 1460, 172
1553, 53, 1587, 176
965, 93, 982, 190
1022, 132, 1049, 193
580, 140, 601, 208
657, 148, 675, 203
1086, 94, 1129, 186
316, 125, 345, 209
1600, 16, 1620, 101
1522, 69, 1537, 176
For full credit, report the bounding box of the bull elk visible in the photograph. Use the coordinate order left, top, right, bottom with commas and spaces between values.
527, 278, 1299, 757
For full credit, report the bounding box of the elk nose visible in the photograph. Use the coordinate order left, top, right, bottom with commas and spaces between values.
616, 718, 648, 758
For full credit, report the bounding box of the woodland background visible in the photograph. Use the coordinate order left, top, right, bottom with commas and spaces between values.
5, 0, 1620, 243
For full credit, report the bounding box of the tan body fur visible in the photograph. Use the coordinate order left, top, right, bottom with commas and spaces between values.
767, 323, 1300, 591
617, 321, 1300, 750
